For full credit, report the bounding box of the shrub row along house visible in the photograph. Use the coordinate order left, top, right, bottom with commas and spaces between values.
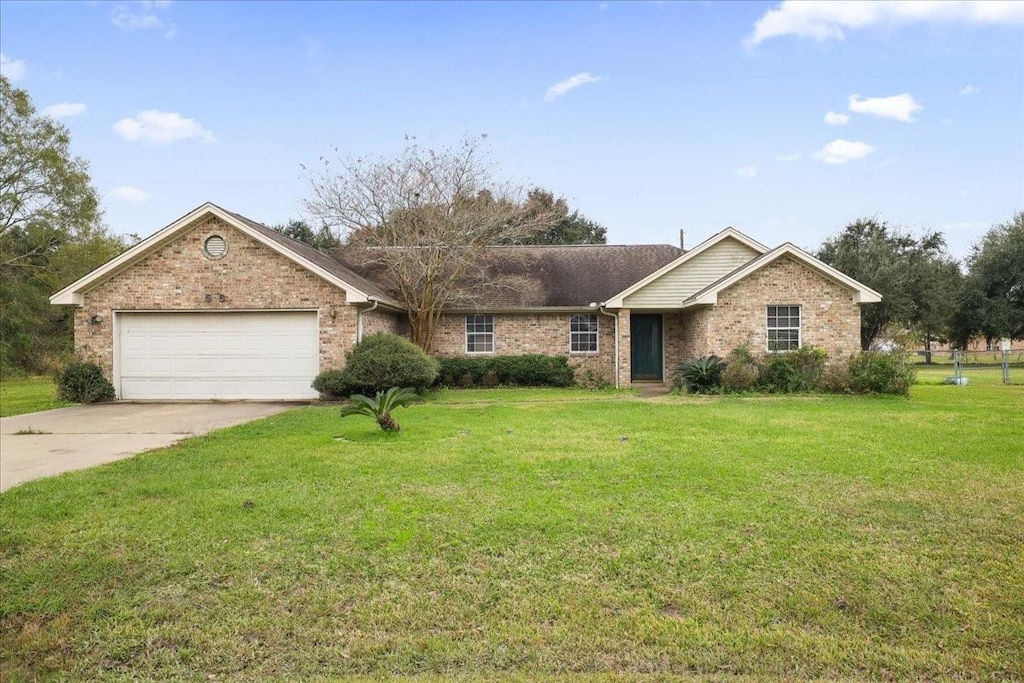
51, 203, 881, 399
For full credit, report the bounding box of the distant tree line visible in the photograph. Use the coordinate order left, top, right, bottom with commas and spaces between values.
817, 212, 1023, 352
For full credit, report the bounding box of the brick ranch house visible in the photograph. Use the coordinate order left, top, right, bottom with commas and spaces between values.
51, 203, 881, 400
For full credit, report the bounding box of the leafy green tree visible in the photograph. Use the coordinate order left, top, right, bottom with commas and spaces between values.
0, 75, 125, 375
817, 218, 961, 350
950, 211, 1024, 346
510, 188, 607, 245
1, 75, 101, 260
271, 219, 338, 251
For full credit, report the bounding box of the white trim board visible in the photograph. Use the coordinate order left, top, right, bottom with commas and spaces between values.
50, 203, 378, 306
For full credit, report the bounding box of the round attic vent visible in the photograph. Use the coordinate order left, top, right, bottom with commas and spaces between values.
203, 235, 227, 259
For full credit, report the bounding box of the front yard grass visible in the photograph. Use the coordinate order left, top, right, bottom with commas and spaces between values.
1, 380, 1022, 681
0, 376, 71, 417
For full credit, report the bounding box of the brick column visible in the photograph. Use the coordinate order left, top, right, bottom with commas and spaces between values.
617, 308, 631, 388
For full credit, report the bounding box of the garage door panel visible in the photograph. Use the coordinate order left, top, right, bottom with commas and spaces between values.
118, 312, 319, 400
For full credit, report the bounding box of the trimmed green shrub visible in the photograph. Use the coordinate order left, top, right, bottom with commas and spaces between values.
821, 362, 854, 394
758, 346, 827, 393
721, 343, 759, 393
722, 359, 760, 392
434, 354, 575, 388
311, 369, 354, 400
313, 333, 438, 399
344, 333, 438, 394
56, 362, 115, 403
848, 351, 915, 396
673, 356, 726, 394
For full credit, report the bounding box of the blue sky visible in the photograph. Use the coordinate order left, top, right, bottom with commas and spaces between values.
2, 0, 1022, 258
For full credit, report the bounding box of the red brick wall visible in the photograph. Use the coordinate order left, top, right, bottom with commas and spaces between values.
360, 308, 405, 339
75, 216, 355, 378
705, 256, 862, 360
431, 312, 617, 384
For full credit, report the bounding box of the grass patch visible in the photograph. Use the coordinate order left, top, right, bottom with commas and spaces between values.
1, 382, 1022, 680
0, 376, 71, 417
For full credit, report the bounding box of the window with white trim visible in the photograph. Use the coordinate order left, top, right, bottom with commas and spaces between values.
569, 314, 599, 353
767, 305, 800, 351
466, 314, 494, 353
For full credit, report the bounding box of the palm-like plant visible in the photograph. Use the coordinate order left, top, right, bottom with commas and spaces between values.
673, 355, 727, 394
339, 387, 420, 432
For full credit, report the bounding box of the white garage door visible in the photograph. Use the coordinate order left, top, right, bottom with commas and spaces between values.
117, 312, 319, 400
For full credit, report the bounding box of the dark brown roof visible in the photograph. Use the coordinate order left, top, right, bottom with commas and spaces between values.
223, 206, 682, 308
331, 243, 684, 308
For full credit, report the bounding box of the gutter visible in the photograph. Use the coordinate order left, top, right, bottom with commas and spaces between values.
356, 298, 379, 343
597, 305, 619, 389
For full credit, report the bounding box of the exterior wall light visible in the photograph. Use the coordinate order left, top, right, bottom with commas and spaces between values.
89, 314, 103, 324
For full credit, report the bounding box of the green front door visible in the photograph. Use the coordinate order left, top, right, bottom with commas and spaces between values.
630, 314, 663, 381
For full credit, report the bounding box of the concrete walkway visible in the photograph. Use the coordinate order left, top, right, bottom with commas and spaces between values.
0, 402, 300, 492
635, 384, 672, 398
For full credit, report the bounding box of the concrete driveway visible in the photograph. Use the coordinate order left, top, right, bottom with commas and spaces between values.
0, 402, 300, 492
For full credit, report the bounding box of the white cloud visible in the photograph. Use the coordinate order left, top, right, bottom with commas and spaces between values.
959, 84, 981, 96
42, 102, 87, 119
544, 72, 602, 102
848, 93, 922, 122
824, 111, 850, 126
813, 139, 875, 164
735, 165, 758, 178
775, 152, 802, 163
108, 186, 151, 204
746, 1, 1024, 47
111, 1, 176, 37
1, 53, 27, 82
113, 110, 216, 144
112, 8, 160, 30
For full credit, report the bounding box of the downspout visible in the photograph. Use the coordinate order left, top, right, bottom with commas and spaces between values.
356, 298, 379, 343
598, 305, 619, 389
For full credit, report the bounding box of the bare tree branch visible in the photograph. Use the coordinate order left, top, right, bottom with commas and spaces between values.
304, 135, 560, 352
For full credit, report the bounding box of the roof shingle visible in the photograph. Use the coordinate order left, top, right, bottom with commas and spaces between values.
330, 243, 684, 308
227, 207, 683, 308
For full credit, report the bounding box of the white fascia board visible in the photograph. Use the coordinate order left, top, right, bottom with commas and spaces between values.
602, 227, 769, 308
681, 243, 883, 308
50, 203, 372, 305
50, 203, 220, 305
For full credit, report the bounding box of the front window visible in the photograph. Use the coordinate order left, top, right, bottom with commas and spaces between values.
767, 305, 800, 351
570, 314, 599, 353
466, 314, 494, 353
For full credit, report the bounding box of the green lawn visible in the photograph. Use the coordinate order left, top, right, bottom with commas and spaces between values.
2, 381, 1022, 681
0, 376, 71, 417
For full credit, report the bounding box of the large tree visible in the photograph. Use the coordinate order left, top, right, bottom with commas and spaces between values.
0, 75, 125, 374
303, 135, 559, 351
506, 188, 607, 245
817, 218, 962, 350
950, 211, 1024, 346
271, 218, 339, 251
